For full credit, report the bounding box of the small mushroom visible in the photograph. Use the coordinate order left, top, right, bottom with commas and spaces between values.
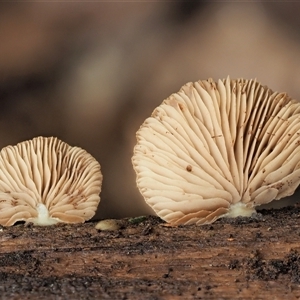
0, 136, 102, 226
132, 77, 300, 225
95, 219, 120, 231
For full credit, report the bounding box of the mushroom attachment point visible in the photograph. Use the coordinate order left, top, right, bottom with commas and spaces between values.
132, 77, 300, 225
0, 137, 102, 226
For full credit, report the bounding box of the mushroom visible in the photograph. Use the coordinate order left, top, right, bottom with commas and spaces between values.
0, 136, 102, 226
132, 77, 300, 225
95, 219, 120, 231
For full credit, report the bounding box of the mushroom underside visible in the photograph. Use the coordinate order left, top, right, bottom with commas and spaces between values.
0, 137, 102, 226
132, 77, 300, 225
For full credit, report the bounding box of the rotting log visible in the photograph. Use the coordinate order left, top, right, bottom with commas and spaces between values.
1, 207, 300, 299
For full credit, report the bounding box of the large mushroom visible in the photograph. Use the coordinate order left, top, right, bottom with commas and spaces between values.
0, 136, 102, 226
132, 77, 300, 225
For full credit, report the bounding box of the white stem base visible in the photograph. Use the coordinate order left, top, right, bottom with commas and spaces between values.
29, 203, 60, 226
225, 202, 256, 218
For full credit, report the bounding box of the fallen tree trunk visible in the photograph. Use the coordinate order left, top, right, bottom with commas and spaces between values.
1, 206, 300, 299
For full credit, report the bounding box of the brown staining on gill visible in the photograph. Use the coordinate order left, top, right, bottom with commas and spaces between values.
270, 182, 285, 190
186, 165, 192, 172
178, 103, 184, 111
11, 199, 18, 206
209, 80, 217, 90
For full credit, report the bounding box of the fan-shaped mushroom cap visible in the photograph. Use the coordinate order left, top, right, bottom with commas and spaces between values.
0, 137, 102, 226
132, 77, 300, 225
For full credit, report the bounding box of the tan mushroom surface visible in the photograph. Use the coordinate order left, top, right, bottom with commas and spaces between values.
132, 77, 300, 225
0, 136, 102, 226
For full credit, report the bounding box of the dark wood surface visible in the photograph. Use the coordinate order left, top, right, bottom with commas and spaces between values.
1, 207, 300, 299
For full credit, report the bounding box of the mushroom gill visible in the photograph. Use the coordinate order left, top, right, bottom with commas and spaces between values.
132, 77, 300, 225
0, 137, 102, 226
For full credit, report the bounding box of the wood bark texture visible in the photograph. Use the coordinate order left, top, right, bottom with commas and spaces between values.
1, 207, 300, 299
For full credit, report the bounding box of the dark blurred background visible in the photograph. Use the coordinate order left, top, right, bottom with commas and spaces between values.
1, 1, 300, 219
